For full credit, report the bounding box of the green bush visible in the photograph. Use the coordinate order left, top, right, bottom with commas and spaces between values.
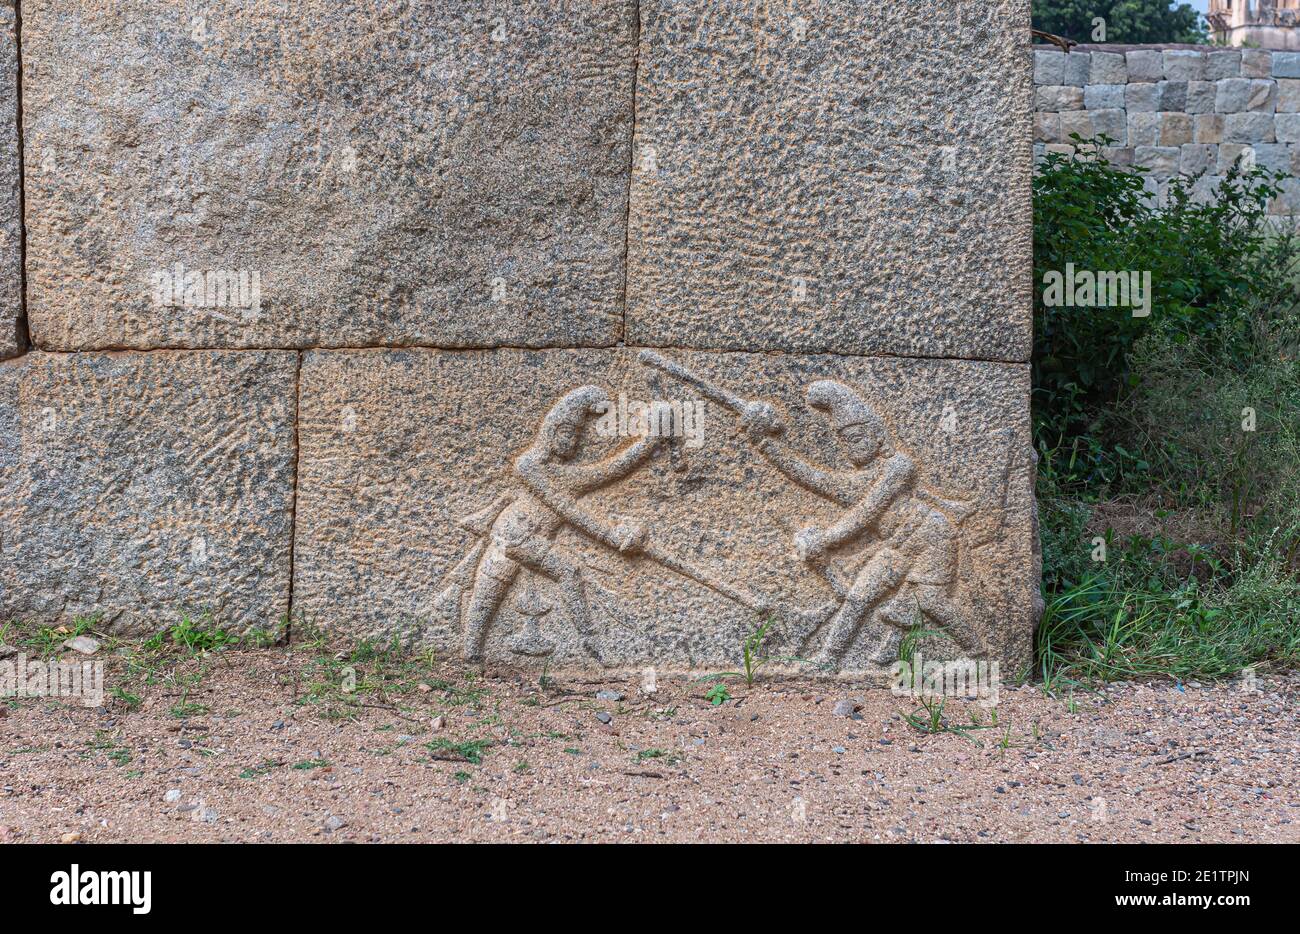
1033, 138, 1292, 481
1033, 139, 1300, 686
1033, 0, 1205, 44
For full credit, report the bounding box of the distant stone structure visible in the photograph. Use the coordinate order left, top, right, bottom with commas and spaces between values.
1209, 0, 1300, 50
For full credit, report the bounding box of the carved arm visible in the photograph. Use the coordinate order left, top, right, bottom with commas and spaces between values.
819, 452, 915, 551
754, 436, 861, 507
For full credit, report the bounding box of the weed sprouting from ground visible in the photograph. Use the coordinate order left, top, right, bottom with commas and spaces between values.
426, 738, 492, 765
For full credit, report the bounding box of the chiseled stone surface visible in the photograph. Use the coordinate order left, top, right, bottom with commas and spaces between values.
294, 348, 1037, 675
1, 5, 21, 360
21, 0, 636, 351
0, 350, 297, 632
625, 1, 1032, 362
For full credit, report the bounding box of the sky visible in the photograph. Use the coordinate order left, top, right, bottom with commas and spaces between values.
1188, 0, 1209, 14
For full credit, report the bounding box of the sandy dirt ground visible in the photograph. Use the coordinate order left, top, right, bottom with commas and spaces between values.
1, 646, 1297, 843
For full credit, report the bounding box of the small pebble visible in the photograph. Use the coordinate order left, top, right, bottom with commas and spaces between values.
64, 636, 100, 655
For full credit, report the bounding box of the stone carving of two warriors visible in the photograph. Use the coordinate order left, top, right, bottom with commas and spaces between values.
442, 365, 986, 669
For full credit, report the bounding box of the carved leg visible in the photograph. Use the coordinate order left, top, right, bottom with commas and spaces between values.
870, 590, 923, 663
810, 549, 904, 670
866, 622, 903, 665
915, 584, 985, 657
529, 547, 604, 662
462, 561, 518, 662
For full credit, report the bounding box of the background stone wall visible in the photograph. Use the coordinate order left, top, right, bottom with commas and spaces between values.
1034, 44, 1300, 214
1, 1, 1039, 676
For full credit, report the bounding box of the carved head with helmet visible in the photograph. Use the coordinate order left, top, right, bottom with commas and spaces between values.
536, 385, 610, 461
806, 380, 890, 467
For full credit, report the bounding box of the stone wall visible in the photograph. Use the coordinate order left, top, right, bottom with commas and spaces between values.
1, 1, 1039, 678
1034, 45, 1300, 214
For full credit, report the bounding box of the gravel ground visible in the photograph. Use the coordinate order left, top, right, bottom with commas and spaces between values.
1, 647, 1297, 843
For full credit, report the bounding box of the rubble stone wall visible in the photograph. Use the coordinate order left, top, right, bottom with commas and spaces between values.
1034, 45, 1300, 213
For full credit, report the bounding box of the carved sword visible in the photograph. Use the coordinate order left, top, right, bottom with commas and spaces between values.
638, 349, 751, 415
635, 538, 767, 612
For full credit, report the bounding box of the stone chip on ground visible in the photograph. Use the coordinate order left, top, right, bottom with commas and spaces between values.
63, 636, 101, 655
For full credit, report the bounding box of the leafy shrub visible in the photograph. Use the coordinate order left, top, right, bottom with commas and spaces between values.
1033, 138, 1292, 476
1033, 138, 1300, 685
1032, 0, 1205, 45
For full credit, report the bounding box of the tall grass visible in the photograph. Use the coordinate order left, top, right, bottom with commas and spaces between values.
1034, 146, 1300, 686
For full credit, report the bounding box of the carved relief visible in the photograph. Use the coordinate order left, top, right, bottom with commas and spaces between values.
435, 385, 663, 664
433, 351, 1022, 673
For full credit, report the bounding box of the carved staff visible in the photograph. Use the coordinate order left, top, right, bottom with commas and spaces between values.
636, 537, 836, 643
638, 349, 752, 415
636, 537, 767, 612
636, 349, 839, 637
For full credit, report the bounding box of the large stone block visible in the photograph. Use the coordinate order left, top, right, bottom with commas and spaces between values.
1064, 51, 1091, 87
1084, 84, 1125, 111
1163, 50, 1205, 82
1277, 114, 1300, 144
625, 1, 1031, 362
21, 0, 638, 352
1180, 144, 1217, 176
1126, 49, 1163, 83
1034, 49, 1066, 85
1195, 114, 1225, 144
1274, 52, 1300, 80
1057, 111, 1094, 141
1034, 113, 1061, 143
1186, 81, 1216, 115
1037, 85, 1085, 112
1272, 178, 1300, 215
0, 6, 20, 360
0, 350, 297, 632
1088, 109, 1127, 145
1127, 112, 1161, 147
1225, 112, 1276, 144
1205, 50, 1242, 81
1252, 143, 1293, 175
1090, 51, 1127, 85
1241, 50, 1272, 79
1134, 146, 1181, 178
1217, 78, 1254, 113
1279, 79, 1300, 113
293, 347, 1038, 676
1157, 80, 1188, 113
1248, 80, 1279, 114
1126, 82, 1161, 113
1218, 143, 1255, 175
1158, 113, 1193, 147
